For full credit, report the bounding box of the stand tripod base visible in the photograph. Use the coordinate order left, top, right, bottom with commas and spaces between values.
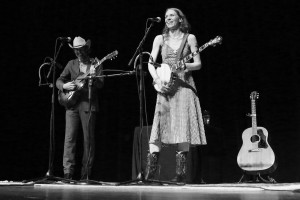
117, 173, 185, 186
118, 179, 185, 186
22, 174, 80, 184
238, 172, 277, 183
23, 175, 117, 185
78, 179, 118, 186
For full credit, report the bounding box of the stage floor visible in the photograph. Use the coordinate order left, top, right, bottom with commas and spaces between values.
1, 181, 300, 200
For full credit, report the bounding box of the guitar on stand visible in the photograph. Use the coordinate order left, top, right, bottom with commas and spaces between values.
237, 91, 277, 183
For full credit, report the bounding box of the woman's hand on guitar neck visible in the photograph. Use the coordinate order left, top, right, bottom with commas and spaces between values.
63, 81, 76, 91
173, 61, 187, 72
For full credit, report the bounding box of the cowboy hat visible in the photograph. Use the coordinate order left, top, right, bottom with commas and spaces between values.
69, 36, 91, 49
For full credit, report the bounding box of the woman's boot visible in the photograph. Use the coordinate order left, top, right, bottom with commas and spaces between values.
144, 152, 160, 180
174, 151, 188, 183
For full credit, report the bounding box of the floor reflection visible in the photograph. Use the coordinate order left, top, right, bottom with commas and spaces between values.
0, 184, 299, 200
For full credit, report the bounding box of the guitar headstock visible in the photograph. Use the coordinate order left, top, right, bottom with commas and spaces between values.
208, 36, 222, 47
94, 50, 118, 66
250, 91, 259, 100
105, 50, 118, 60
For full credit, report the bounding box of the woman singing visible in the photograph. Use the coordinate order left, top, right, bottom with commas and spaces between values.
146, 8, 207, 184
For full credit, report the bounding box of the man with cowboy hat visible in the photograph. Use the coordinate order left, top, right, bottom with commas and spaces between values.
56, 36, 104, 180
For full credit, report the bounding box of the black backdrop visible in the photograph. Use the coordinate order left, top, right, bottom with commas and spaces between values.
1, 0, 300, 183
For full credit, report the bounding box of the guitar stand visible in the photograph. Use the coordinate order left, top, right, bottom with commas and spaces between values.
238, 172, 277, 184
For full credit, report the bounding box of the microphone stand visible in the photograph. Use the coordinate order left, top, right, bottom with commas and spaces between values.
118, 21, 178, 186
78, 76, 99, 185
78, 75, 107, 185
76, 72, 136, 186
23, 39, 79, 184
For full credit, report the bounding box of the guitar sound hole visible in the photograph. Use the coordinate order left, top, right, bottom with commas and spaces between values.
250, 135, 260, 143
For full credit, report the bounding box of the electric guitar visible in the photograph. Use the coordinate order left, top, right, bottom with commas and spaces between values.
154, 36, 222, 93
58, 50, 118, 108
237, 91, 276, 173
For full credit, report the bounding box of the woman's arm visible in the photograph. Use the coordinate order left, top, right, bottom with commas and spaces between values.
185, 34, 202, 71
148, 35, 163, 81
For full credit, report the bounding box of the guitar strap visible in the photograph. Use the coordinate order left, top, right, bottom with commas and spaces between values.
175, 33, 189, 61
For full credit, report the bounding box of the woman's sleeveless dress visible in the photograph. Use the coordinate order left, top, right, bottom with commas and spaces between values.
149, 36, 207, 145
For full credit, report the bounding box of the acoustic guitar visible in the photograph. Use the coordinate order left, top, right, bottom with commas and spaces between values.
58, 50, 118, 108
237, 91, 276, 173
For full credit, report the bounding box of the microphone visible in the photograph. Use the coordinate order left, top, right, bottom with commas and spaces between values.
58, 37, 71, 42
148, 17, 161, 23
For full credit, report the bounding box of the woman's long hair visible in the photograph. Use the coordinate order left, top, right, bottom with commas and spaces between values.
162, 8, 191, 35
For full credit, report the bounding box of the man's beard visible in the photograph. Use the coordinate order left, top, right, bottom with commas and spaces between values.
77, 53, 89, 63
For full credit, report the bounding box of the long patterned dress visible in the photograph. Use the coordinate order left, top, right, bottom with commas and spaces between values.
149, 36, 207, 146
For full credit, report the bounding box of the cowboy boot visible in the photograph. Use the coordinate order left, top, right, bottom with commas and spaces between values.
174, 151, 188, 183
144, 152, 160, 180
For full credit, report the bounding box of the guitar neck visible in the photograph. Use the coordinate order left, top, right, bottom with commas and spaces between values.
94, 57, 106, 68
181, 42, 211, 64
251, 99, 258, 133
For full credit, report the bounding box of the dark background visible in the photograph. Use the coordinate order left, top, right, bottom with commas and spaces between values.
1, 0, 299, 183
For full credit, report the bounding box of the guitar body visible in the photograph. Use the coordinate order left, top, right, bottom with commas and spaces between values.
58, 90, 78, 108
154, 63, 173, 93
237, 127, 276, 172
58, 73, 87, 108
156, 63, 172, 83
